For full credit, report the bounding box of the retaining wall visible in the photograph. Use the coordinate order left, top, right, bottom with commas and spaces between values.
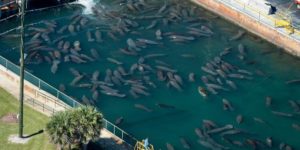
192, 0, 300, 57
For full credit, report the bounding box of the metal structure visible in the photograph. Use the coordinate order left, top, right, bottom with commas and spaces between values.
0, 0, 18, 21
134, 141, 154, 150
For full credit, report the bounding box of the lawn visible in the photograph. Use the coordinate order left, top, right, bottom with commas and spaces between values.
0, 87, 55, 150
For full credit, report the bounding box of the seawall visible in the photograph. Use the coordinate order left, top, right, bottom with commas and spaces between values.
191, 0, 300, 57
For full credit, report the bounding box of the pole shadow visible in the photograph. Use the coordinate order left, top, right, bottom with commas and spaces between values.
23, 129, 44, 138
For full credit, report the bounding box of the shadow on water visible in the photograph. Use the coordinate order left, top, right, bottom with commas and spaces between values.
125, 109, 188, 128
88, 138, 130, 150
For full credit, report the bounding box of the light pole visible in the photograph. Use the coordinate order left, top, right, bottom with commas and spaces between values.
18, 0, 26, 138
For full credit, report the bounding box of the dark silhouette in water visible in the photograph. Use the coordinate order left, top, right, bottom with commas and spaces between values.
27, 0, 76, 10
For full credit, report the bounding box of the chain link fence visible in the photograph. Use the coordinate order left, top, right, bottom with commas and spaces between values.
0, 54, 138, 147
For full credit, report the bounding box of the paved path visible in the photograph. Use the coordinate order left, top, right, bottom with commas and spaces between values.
0, 65, 131, 150
215, 0, 300, 46
267, 0, 300, 28
241, 0, 300, 29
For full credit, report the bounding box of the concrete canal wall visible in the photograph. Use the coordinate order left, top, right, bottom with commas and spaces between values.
191, 0, 300, 57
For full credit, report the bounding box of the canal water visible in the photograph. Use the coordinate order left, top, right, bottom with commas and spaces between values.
0, 0, 299, 149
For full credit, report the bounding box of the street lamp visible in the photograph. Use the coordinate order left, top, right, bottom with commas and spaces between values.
18, 0, 26, 138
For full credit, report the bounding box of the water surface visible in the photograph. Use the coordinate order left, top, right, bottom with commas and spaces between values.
0, 1, 299, 149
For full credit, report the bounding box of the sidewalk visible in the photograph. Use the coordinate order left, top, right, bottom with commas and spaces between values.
215, 0, 300, 43
267, 0, 300, 28
0, 65, 130, 149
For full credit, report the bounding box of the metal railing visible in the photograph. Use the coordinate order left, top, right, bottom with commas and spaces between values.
0, 1, 16, 9
211, 0, 300, 45
0, 0, 78, 22
24, 96, 57, 115
0, 54, 138, 146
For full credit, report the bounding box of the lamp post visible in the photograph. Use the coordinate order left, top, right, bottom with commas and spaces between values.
18, 0, 26, 138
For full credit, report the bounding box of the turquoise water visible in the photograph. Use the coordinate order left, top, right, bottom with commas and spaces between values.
0, 0, 300, 149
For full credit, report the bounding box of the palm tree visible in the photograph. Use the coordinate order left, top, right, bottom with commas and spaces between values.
46, 106, 103, 150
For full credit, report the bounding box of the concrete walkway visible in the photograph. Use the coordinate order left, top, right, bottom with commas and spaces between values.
218, 0, 300, 41
0, 65, 66, 115
267, 0, 300, 28
0, 65, 130, 150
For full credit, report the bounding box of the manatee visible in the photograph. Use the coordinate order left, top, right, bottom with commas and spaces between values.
107, 57, 123, 65
207, 124, 233, 134
155, 29, 163, 40
226, 80, 237, 90
127, 38, 140, 51
174, 74, 183, 85
92, 90, 99, 101
156, 103, 175, 109
203, 119, 218, 129
50, 60, 60, 74
222, 99, 234, 111
134, 104, 153, 112
145, 20, 157, 30
87, 30, 95, 42
95, 30, 103, 42
73, 41, 81, 51
229, 30, 245, 41
90, 48, 100, 60
169, 80, 182, 91
198, 140, 222, 150
166, 143, 175, 150
188, 73, 195, 82
265, 96, 272, 107
68, 24, 76, 35
236, 115, 243, 124
180, 137, 191, 149
115, 117, 124, 125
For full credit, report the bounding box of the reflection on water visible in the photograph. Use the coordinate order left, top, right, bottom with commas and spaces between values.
76, 0, 98, 14
0, 0, 300, 149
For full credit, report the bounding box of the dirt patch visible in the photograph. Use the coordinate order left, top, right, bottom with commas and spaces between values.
8, 135, 31, 144
0, 113, 18, 123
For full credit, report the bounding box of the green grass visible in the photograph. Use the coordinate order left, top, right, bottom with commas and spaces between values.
0, 87, 55, 150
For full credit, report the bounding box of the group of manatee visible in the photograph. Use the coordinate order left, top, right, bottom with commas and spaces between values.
5, 0, 299, 149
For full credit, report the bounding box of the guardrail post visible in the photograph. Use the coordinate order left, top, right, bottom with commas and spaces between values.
56, 92, 59, 108
5, 60, 8, 69
113, 126, 116, 134
38, 80, 41, 89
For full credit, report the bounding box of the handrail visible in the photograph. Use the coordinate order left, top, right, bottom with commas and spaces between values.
0, 54, 137, 146
0, 1, 16, 9
24, 96, 56, 115
210, 0, 300, 46
0, 0, 78, 22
